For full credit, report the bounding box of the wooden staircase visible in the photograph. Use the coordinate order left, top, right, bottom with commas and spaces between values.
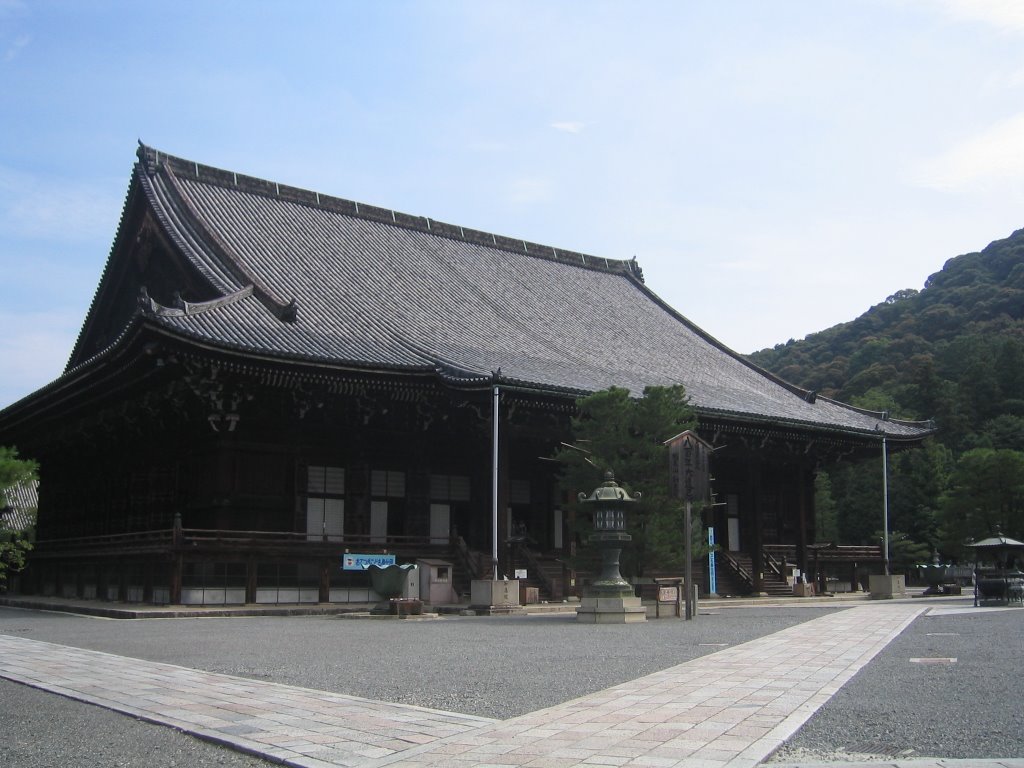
717, 551, 793, 597
510, 545, 567, 602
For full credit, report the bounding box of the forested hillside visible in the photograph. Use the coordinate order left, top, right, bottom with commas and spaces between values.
748, 229, 1024, 566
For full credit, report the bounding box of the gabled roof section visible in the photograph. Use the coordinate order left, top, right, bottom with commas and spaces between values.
62, 144, 934, 441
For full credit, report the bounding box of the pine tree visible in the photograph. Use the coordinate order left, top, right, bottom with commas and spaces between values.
554, 385, 703, 576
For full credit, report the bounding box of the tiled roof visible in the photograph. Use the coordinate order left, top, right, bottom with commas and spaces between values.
124, 145, 931, 440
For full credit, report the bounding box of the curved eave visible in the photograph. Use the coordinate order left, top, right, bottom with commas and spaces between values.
66, 171, 144, 368
2, 311, 937, 447
143, 318, 442, 381
153, 324, 938, 441
0, 314, 153, 433
694, 406, 936, 443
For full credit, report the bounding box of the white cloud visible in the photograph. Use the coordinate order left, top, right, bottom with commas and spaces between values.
937, 0, 1024, 32
0, 311, 77, 408
911, 112, 1024, 190
0, 0, 27, 17
550, 121, 585, 134
3, 32, 29, 61
0, 166, 123, 243
505, 176, 553, 204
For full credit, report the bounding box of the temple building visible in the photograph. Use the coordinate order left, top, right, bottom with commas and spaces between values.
0, 144, 934, 605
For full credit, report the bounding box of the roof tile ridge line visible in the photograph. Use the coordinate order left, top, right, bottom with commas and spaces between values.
157, 158, 298, 322
136, 143, 640, 280
67, 170, 143, 370
628, 278, 821, 403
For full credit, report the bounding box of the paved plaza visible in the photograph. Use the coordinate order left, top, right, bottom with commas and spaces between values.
0, 599, 1021, 768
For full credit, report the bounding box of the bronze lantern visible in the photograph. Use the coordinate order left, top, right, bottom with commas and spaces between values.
578, 470, 640, 598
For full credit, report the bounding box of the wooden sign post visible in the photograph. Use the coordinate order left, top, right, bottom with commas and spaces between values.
666, 430, 713, 620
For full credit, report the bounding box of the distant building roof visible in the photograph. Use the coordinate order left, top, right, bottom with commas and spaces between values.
1, 480, 37, 532
36, 144, 935, 442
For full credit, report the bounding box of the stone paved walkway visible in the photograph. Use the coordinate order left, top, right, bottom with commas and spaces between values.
4, 603, 1015, 768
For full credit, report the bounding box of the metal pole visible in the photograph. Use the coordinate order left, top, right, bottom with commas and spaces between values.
492, 385, 500, 580
684, 500, 693, 620
882, 435, 890, 575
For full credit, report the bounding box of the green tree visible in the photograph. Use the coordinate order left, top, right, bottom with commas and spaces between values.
0, 446, 38, 590
887, 441, 949, 554
939, 448, 1024, 557
814, 472, 839, 544
880, 530, 933, 574
826, 461, 884, 545
554, 385, 702, 576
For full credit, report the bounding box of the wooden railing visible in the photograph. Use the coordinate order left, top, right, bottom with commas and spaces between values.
807, 543, 884, 562
452, 534, 486, 581
719, 550, 752, 590
514, 542, 556, 598
33, 527, 450, 554
763, 544, 797, 563
33, 528, 174, 551
762, 548, 789, 581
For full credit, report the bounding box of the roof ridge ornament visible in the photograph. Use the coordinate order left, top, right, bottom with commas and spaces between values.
137, 285, 157, 315
280, 298, 299, 323
628, 256, 644, 283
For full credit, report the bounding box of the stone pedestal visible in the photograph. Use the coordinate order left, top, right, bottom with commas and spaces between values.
793, 582, 815, 597
576, 595, 647, 623
869, 574, 906, 599
470, 579, 525, 615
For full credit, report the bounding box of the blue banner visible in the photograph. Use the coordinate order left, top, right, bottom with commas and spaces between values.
708, 528, 717, 594
342, 553, 396, 571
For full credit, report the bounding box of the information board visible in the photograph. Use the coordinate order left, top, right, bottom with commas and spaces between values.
342, 553, 397, 571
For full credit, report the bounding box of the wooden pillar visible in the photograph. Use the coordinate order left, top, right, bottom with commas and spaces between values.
797, 463, 810, 577
117, 564, 127, 602
815, 549, 828, 594
750, 461, 765, 595
170, 555, 182, 605
246, 556, 258, 604
143, 563, 154, 603
496, 402, 511, 578
319, 559, 331, 603
170, 512, 184, 605
96, 565, 108, 603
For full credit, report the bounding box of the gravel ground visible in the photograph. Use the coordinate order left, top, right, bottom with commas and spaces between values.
766, 606, 1024, 763
2, 600, 1020, 766
0, 678, 271, 768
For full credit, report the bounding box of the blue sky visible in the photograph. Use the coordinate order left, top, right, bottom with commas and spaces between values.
2, 0, 1024, 407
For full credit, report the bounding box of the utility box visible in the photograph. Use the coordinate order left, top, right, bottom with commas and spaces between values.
417, 559, 456, 605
